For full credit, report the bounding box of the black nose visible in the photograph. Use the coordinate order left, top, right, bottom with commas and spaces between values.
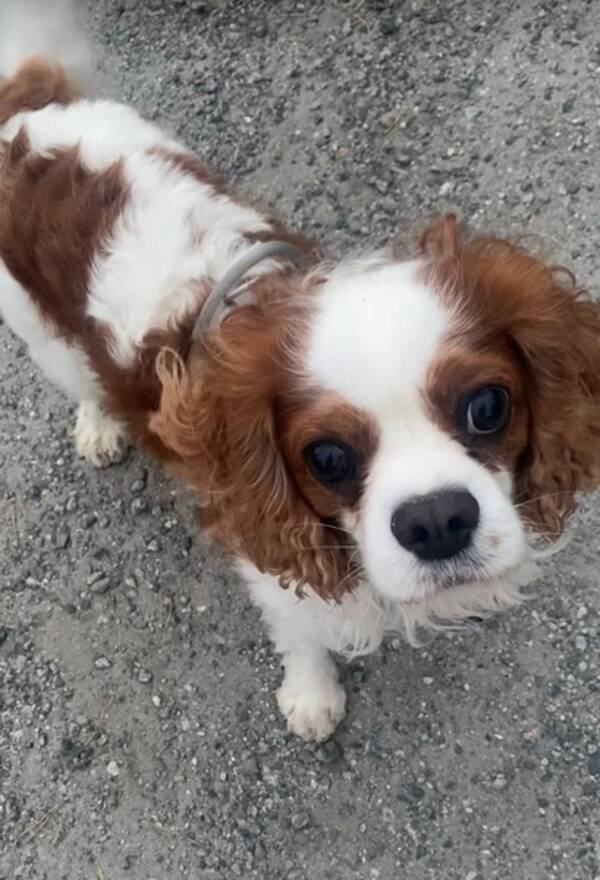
391, 489, 480, 561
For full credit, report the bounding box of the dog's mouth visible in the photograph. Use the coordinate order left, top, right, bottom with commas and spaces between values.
420, 552, 486, 589
410, 550, 522, 598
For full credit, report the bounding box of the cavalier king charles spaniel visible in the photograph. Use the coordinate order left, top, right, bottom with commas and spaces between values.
2, 23, 600, 740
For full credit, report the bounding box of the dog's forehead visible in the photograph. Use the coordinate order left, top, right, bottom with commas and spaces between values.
305, 259, 454, 418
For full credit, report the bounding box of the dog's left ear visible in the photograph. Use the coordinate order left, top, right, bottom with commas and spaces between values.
420, 218, 600, 539
512, 271, 600, 537
455, 233, 600, 539
149, 291, 353, 599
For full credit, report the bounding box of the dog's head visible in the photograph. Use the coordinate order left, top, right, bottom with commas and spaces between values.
151, 215, 600, 615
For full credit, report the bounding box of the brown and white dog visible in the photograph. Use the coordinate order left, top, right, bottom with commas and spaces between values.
2, 4, 600, 741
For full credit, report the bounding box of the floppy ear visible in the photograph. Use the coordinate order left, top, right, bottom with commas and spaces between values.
512, 275, 600, 538
457, 229, 600, 537
420, 217, 600, 539
149, 299, 354, 599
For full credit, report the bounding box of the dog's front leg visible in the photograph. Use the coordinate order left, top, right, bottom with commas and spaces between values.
242, 565, 347, 742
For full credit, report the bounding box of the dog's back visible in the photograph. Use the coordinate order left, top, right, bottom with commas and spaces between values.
0, 0, 285, 466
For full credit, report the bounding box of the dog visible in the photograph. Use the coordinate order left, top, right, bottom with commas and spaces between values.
2, 3, 600, 742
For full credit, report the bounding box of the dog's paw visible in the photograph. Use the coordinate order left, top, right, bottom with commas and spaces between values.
277, 672, 346, 742
74, 401, 128, 468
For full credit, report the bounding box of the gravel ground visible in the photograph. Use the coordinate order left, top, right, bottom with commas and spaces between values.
1, 1, 600, 878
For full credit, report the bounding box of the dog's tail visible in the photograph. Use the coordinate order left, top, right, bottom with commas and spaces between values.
0, 0, 93, 125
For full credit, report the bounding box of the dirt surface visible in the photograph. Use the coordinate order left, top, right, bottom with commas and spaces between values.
2, 2, 600, 878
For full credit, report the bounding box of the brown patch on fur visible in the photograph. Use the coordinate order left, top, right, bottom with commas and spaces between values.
420, 214, 600, 538
0, 135, 186, 457
0, 137, 127, 340
149, 273, 358, 599
0, 56, 80, 125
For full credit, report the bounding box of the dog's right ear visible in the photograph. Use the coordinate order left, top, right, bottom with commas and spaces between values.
149, 297, 354, 600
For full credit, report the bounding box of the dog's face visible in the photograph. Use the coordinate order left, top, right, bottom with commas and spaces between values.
152, 216, 600, 611
296, 258, 527, 604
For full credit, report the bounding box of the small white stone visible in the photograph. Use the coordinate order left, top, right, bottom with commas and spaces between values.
106, 760, 119, 777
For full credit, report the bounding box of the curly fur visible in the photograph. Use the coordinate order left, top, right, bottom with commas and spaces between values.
420, 214, 600, 539
150, 276, 356, 599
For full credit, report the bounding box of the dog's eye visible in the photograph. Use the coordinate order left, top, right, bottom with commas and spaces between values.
466, 386, 511, 436
304, 440, 358, 486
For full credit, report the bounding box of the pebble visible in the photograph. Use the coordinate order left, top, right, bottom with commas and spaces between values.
315, 739, 344, 764
106, 761, 120, 777
87, 571, 112, 594
53, 526, 71, 549
588, 752, 600, 778
290, 811, 312, 831
138, 669, 153, 684
94, 657, 112, 670
493, 774, 508, 791
379, 15, 397, 35
89, 577, 111, 594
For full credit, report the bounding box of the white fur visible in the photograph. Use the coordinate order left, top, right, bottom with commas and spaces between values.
1, 100, 178, 171
74, 401, 127, 468
0, 259, 99, 400
277, 647, 346, 742
88, 151, 273, 366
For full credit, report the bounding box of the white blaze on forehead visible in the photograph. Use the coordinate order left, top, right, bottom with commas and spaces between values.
306, 259, 452, 416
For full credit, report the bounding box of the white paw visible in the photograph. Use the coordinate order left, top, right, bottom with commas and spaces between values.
277, 672, 346, 742
74, 401, 128, 468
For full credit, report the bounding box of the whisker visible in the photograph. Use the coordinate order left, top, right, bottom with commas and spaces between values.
514, 489, 579, 507
301, 544, 357, 551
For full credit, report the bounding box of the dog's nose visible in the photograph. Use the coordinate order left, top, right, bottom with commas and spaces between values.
391, 489, 480, 561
